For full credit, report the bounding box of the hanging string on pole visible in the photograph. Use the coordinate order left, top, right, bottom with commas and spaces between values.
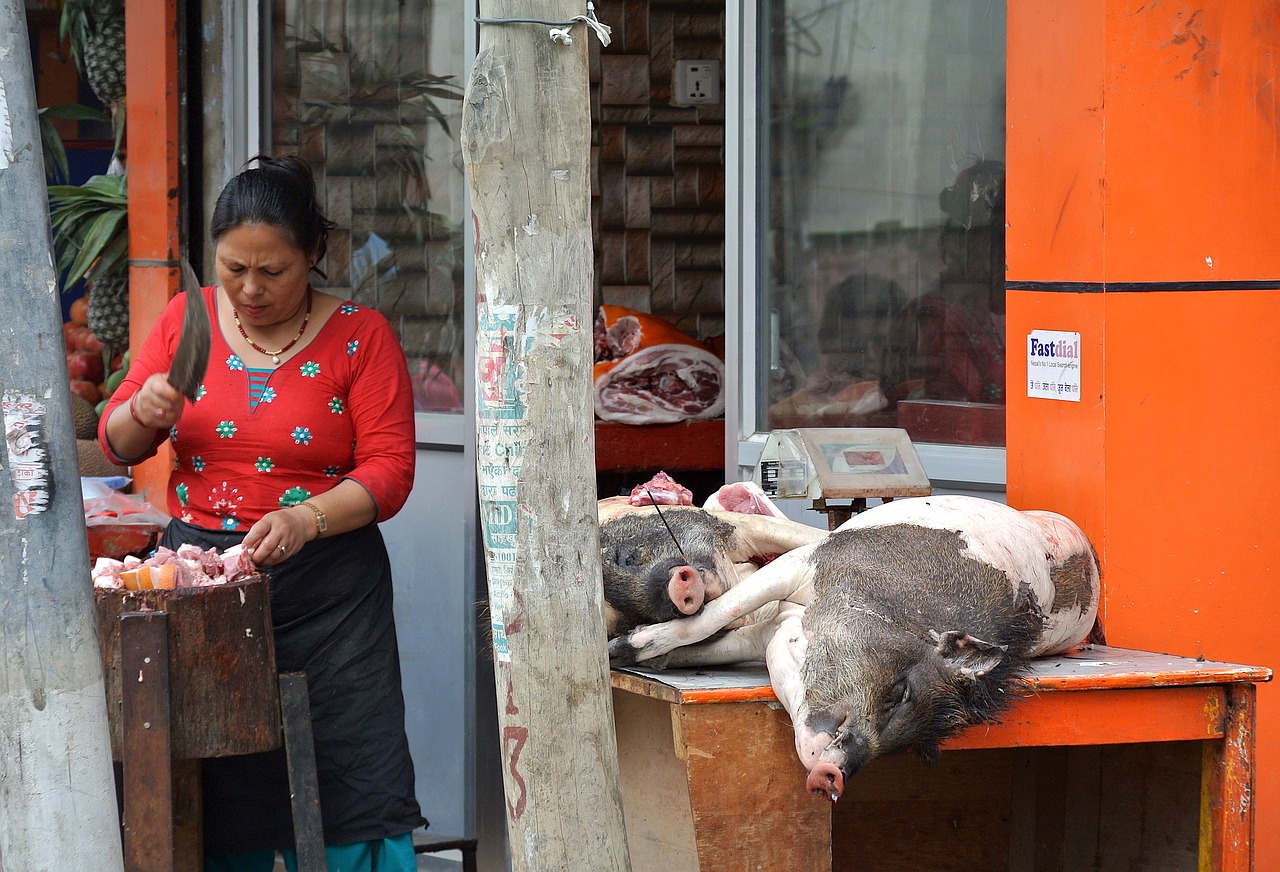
476, 1, 612, 46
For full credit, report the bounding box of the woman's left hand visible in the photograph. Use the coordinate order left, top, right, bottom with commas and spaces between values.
242, 507, 313, 567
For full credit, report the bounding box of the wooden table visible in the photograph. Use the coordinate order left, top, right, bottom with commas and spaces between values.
611, 645, 1270, 872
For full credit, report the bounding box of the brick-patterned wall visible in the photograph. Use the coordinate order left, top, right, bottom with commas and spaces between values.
591, 0, 726, 344
270, 1, 468, 404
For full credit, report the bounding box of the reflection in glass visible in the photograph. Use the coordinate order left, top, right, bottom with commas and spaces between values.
271, 0, 466, 413
761, 1, 1006, 445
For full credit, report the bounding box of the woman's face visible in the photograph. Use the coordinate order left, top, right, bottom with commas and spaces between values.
215, 223, 314, 327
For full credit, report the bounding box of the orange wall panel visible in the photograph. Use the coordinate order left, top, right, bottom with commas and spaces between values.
1004, 289, 1106, 535
1100, 290, 1280, 871
125, 0, 181, 503
1098, 290, 1280, 659
1101, 5, 1280, 282
1006, 1, 1107, 283
1008, 2, 1280, 865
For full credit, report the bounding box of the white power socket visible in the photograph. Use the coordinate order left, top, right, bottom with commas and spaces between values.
674, 59, 720, 105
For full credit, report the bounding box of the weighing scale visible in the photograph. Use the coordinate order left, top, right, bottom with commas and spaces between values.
752, 428, 932, 529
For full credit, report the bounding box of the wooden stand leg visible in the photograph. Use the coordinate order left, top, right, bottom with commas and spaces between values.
121, 612, 173, 872
172, 760, 202, 872
1203, 682, 1257, 872
280, 672, 327, 872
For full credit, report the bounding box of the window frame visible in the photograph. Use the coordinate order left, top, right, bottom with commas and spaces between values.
726, 1, 1007, 490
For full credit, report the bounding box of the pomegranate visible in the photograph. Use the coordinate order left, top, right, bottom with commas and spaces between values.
67, 350, 105, 384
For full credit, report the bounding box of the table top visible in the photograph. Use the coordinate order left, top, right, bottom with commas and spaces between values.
611, 644, 1273, 706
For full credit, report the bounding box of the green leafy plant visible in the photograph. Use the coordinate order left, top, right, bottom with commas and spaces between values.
38, 103, 110, 183
48, 172, 127, 289
48, 172, 130, 347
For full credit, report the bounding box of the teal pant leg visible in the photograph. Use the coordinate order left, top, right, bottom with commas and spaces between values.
374, 833, 416, 872
282, 832, 415, 872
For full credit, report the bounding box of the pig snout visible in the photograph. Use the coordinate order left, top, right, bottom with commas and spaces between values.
805, 725, 871, 803
668, 566, 706, 615
806, 762, 845, 802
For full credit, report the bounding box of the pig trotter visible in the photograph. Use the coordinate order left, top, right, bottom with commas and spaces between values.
806, 762, 845, 802
608, 635, 643, 666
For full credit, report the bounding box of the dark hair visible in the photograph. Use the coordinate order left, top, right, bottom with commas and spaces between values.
210, 155, 336, 276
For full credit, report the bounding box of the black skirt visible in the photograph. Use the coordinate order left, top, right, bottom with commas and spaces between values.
160, 519, 425, 855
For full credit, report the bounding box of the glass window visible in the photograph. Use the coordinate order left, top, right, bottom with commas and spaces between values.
759, 1, 1006, 447
270, 0, 467, 414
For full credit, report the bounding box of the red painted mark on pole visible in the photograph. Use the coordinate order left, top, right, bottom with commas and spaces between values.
505, 677, 520, 716
503, 724, 529, 819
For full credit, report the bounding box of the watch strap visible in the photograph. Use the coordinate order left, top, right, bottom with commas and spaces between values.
300, 500, 328, 536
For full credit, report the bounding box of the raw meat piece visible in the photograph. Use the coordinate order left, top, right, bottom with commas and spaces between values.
628, 471, 694, 507
91, 543, 258, 589
593, 305, 725, 424
703, 481, 788, 518
594, 308, 643, 362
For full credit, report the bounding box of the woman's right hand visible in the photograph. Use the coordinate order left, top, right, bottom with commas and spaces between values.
130, 373, 186, 430
104, 372, 186, 462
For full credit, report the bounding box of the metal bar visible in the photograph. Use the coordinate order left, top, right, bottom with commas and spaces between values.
121, 611, 174, 872
279, 672, 327, 872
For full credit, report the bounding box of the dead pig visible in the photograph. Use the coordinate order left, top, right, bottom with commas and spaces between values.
597, 495, 826, 661
609, 495, 1100, 800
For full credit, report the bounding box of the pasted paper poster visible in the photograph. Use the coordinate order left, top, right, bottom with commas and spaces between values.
1027, 330, 1081, 402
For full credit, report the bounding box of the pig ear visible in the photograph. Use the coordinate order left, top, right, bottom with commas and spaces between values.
930, 630, 1009, 679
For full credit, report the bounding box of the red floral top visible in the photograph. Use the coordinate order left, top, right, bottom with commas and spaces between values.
100, 286, 415, 531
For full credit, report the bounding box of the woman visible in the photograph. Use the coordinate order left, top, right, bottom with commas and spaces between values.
99, 155, 424, 871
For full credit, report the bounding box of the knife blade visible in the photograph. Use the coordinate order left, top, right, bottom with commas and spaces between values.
168, 259, 211, 402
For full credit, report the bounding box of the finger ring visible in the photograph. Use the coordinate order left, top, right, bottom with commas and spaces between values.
279, 545, 288, 554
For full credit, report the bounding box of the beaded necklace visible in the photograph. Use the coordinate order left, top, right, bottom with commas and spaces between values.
232, 289, 313, 364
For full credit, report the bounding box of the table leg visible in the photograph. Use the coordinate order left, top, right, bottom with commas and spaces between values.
1202, 681, 1257, 872
280, 672, 327, 872
121, 611, 174, 872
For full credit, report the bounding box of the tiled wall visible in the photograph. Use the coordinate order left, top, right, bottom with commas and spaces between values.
270, 0, 469, 396
272, 0, 727, 365
590, 0, 726, 344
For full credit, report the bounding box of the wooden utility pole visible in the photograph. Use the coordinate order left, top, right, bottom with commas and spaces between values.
461, 3, 631, 870
0, 1, 126, 868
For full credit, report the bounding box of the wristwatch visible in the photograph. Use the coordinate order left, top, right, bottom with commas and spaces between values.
300, 500, 328, 537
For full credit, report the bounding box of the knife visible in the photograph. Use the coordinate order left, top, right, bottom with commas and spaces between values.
168, 258, 211, 402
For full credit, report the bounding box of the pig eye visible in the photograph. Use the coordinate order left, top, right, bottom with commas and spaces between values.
882, 681, 909, 714
610, 545, 642, 567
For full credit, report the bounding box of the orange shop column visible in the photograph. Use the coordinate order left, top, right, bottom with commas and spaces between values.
125, 0, 182, 503
1007, 2, 1280, 868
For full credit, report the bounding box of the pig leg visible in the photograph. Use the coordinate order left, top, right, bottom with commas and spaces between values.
609, 544, 820, 665
708, 511, 827, 563
766, 605, 833, 771
660, 602, 785, 667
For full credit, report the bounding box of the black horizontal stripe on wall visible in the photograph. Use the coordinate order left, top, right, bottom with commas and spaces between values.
1006, 280, 1280, 293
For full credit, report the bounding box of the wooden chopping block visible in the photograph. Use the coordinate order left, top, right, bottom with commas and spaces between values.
95, 575, 280, 761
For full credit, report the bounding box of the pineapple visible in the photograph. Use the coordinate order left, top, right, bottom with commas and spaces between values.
86, 278, 129, 348
49, 172, 130, 349
60, 0, 126, 109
